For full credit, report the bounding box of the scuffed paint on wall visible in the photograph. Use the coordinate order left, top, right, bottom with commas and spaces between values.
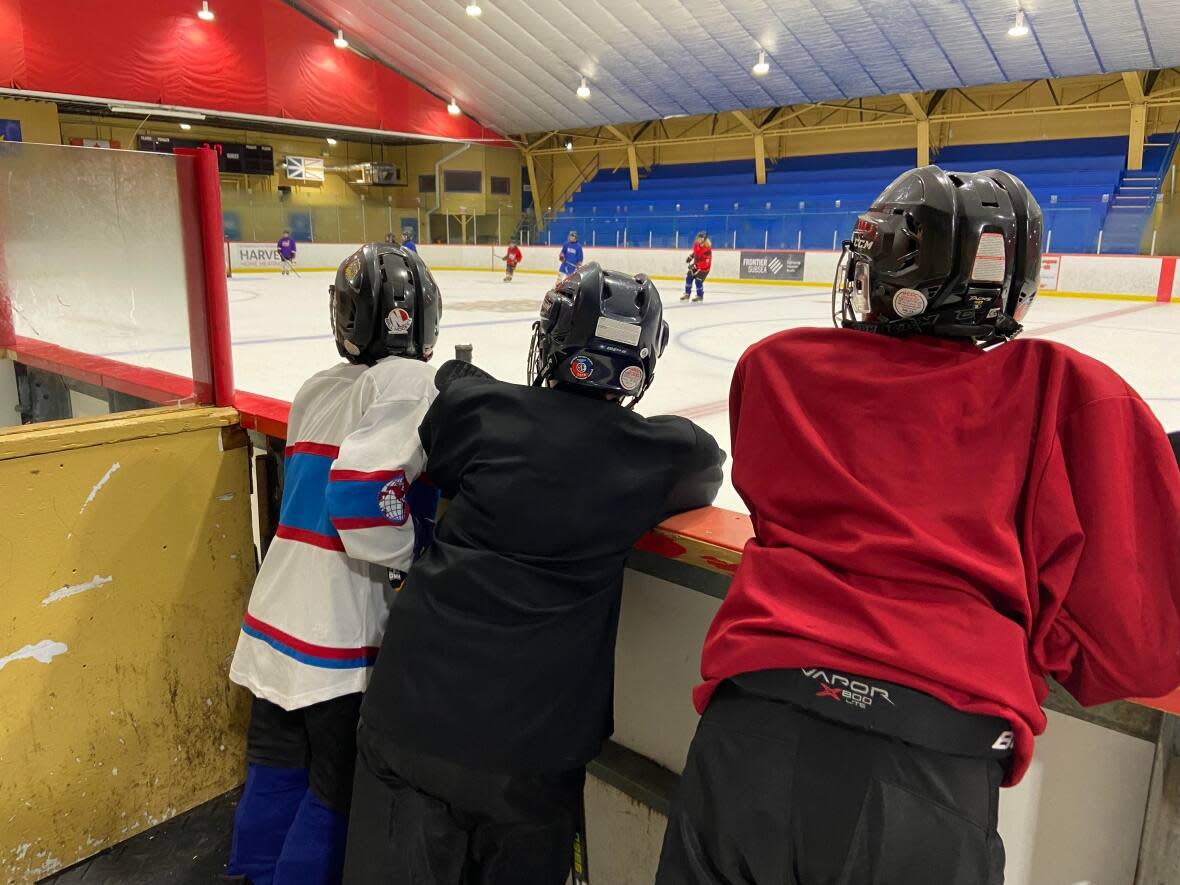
41, 575, 113, 606
0, 639, 68, 673
79, 462, 121, 515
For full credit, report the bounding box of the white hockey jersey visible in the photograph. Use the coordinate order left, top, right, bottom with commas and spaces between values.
229, 356, 438, 710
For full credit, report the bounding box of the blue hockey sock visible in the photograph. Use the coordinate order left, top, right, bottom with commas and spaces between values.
273, 790, 349, 885
227, 764, 310, 885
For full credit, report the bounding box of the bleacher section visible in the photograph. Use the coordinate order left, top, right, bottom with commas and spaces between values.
557, 137, 1128, 255
1100, 127, 1180, 253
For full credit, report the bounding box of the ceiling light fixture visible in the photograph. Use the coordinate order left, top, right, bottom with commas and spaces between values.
465, 2, 482, 16
326, 137, 338, 145
179, 122, 192, 130
565, 140, 573, 151
447, 98, 461, 115
576, 77, 591, 100
333, 29, 349, 49
663, 113, 688, 120
197, 1, 214, 21
1008, 10, 1029, 37
752, 50, 770, 77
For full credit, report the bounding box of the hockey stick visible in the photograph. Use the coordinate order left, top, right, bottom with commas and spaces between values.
571, 791, 591, 885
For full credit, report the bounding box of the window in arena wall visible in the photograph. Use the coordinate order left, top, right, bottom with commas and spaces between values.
418, 174, 436, 193
490, 176, 511, 195
444, 170, 483, 193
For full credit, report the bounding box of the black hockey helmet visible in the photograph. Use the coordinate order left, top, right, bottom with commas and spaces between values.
330, 243, 442, 365
833, 165, 1042, 345
527, 262, 669, 407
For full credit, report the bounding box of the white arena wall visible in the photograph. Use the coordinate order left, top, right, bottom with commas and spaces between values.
228, 241, 1178, 302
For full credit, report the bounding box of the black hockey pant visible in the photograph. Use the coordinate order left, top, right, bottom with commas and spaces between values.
656, 682, 1006, 885
342, 722, 584, 885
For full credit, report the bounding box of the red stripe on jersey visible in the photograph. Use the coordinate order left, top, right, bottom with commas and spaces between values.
285, 441, 341, 458
242, 611, 377, 661
330, 516, 394, 530
275, 524, 346, 552
329, 469, 399, 482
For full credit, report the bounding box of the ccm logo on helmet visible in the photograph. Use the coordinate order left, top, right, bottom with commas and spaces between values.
852, 218, 878, 251
802, 668, 895, 709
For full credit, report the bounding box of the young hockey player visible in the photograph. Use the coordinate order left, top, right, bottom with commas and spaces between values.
498, 239, 523, 281
680, 230, 712, 302
656, 166, 1180, 885
226, 243, 444, 885
400, 229, 418, 253
557, 229, 583, 282
343, 263, 726, 885
277, 230, 297, 276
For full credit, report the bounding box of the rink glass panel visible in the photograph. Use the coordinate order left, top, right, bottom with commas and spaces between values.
0, 142, 206, 393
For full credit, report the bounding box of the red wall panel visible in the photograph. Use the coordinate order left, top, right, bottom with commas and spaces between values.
262, 0, 380, 130
0, 0, 504, 142
0, 0, 26, 87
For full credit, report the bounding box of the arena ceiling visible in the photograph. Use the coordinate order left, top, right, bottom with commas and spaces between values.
291, 0, 1180, 137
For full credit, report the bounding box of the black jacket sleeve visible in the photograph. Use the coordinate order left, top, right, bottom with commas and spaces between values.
654, 418, 726, 522
417, 382, 471, 499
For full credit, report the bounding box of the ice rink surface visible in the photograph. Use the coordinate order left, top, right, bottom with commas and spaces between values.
212, 269, 1180, 512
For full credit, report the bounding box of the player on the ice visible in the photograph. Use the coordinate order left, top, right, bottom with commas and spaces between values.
557, 229, 583, 282
343, 263, 726, 885
400, 229, 418, 253
681, 230, 712, 302
498, 239, 523, 281
655, 166, 1180, 885
277, 230, 297, 276
226, 243, 444, 885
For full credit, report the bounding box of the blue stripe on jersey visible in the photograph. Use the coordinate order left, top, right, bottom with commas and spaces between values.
325, 476, 390, 523
280, 452, 338, 540
241, 623, 376, 669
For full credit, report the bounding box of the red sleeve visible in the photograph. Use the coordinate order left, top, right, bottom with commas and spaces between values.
1031, 395, 1180, 705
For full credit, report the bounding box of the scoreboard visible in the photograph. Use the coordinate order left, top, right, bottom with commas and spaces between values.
137, 136, 275, 175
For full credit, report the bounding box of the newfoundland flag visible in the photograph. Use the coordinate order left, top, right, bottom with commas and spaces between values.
284, 155, 325, 182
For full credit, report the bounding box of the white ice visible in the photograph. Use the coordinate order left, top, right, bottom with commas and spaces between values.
86, 269, 1180, 512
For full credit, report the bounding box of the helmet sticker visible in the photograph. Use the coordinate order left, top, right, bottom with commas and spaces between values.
619, 366, 644, 392
640, 347, 650, 359
595, 316, 642, 347
344, 254, 363, 287
569, 355, 594, 380
377, 472, 409, 526
892, 288, 928, 318
971, 232, 1006, 283
852, 218, 878, 252
385, 308, 412, 333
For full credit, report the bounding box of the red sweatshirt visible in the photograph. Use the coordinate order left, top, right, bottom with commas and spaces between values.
505, 245, 522, 268
691, 240, 712, 273
698, 327, 1180, 784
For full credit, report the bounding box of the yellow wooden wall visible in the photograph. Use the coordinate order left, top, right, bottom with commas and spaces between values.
0, 407, 256, 883
0, 97, 61, 145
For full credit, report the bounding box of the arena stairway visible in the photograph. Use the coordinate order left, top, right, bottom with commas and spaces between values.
1100, 126, 1180, 254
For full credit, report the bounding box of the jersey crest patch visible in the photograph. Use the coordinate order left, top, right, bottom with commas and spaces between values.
378, 472, 410, 525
